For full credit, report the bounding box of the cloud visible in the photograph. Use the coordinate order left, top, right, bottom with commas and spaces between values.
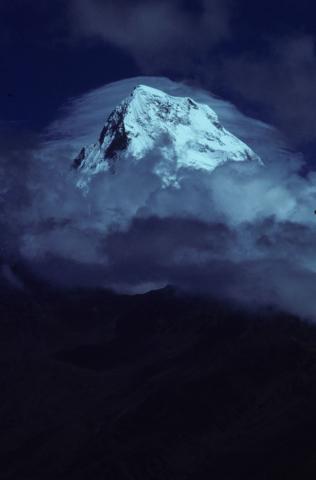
0, 126, 38, 260
2, 77, 316, 320
219, 35, 316, 144
70, 0, 231, 73
100, 217, 316, 320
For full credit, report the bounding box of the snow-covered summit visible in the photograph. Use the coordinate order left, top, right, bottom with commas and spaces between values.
73, 84, 261, 190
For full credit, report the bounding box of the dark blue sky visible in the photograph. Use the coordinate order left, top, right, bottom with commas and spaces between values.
2, 0, 316, 151
0, 1, 138, 129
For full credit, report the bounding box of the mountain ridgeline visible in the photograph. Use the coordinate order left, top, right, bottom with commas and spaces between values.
1, 279, 316, 479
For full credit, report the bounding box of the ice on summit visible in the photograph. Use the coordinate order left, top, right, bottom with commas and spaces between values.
73, 84, 261, 190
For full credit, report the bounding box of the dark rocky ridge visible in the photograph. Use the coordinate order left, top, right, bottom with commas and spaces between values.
1, 274, 316, 479
72, 102, 130, 173
72, 147, 86, 169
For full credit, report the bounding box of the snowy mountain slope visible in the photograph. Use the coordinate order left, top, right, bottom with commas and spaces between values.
72, 85, 261, 190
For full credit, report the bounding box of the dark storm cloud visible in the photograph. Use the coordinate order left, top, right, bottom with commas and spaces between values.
69, 1, 316, 143
104, 216, 234, 273
24, 211, 316, 320
96, 215, 316, 319
90, 216, 316, 319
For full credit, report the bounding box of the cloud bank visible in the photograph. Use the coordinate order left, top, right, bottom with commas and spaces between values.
2, 77, 316, 320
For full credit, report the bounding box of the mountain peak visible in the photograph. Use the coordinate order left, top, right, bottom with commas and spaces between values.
73, 85, 261, 191
131, 84, 160, 95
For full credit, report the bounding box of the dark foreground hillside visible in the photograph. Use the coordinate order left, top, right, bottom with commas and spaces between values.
1, 279, 316, 479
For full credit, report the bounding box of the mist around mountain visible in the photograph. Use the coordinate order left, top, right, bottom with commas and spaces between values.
2, 77, 316, 319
